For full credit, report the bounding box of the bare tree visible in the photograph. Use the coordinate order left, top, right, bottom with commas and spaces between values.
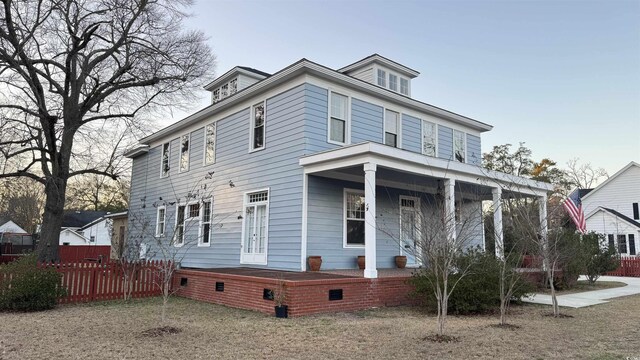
0, 177, 44, 233
0, 0, 214, 261
565, 158, 608, 189
66, 174, 130, 212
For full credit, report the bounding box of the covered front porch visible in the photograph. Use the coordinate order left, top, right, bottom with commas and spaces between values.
299, 142, 553, 278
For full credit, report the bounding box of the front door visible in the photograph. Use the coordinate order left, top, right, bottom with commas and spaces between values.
241, 190, 269, 265
400, 196, 420, 266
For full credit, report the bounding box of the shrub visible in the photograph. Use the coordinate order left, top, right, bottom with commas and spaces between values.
410, 249, 534, 315
583, 232, 620, 284
0, 254, 66, 311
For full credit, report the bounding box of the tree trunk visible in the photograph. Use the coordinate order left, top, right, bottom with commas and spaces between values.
37, 176, 68, 262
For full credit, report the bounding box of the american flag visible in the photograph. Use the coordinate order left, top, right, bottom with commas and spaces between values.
563, 190, 586, 234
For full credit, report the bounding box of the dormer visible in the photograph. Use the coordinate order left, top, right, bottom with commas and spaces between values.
338, 54, 419, 97
204, 66, 271, 103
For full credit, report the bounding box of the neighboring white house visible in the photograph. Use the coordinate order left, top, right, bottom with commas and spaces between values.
58, 210, 110, 246
0, 217, 28, 234
582, 161, 640, 256
59, 228, 90, 245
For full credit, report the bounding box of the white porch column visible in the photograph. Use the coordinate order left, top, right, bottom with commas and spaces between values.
364, 162, 378, 279
539, 194, 549, 270
444, 178, 456, 242
492, 187, 504, 259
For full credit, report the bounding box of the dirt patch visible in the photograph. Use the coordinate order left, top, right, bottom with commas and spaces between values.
424, 334, 459, 343
489, 323, 521, 330
543, 313, 574, 318
140, 326, 182, 337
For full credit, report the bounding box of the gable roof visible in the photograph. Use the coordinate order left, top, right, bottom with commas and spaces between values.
134, 57, 492, 149
586, 206, 640, 230
62, 211, 109, 228
581, 162, 640, 202
203, 66, 271, 91
338, 54, 420, 78
60, 228, 89, 243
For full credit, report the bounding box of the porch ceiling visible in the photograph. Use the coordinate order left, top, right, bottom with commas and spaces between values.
300, 142, 552, 197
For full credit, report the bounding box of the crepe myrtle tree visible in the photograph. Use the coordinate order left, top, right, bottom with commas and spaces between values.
377, 182, 485, 338
127, 173, 236, 323
0, 0, 215, 261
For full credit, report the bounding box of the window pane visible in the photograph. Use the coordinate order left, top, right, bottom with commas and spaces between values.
180, 135, 189, 172
629, 234, 636, 255
400, 78, 409, 95
347, 220, 365, 245
389, 74, 398, 91
161, 143, 170, 177
229, 78, 238, 95
346, 192, 365, 219
385, 110, 398, 134
205, 123, 216, 165
385, 132, 397, 147
608, 234, 615, 250
618, 235, 627, 254
422, 121, 436, 156
253, 104, 265, 149
330, 118, 345, 143
331, 93, 347, 120
453, 130, 465, 163
377, 69, 386, 87
221, 84, 228, 98
188, 203, 200, 218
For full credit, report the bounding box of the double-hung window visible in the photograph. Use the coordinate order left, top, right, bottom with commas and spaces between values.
161, 142, 170, 177
633, 203, 639, 220
422, 120, 436, 156
251, 102, 265, 151
385, 110, 399, 148
156, 206, 166, 237
377, 69, 386, 87
229, 78, 238, 95
174, 205, 186, 246
213, 89, 220, 103
629, 234, 636, 255
204, 122, 216, 165
329, 92, 348, 144
199, 199, 212, 246
389, 74, 398, 92
453, 130, 465, 163
221, 84, 228, 98
400, 78, 409, 95
344, 190, 365, 247
618, 234, 627, 254
179, 134, 190, 172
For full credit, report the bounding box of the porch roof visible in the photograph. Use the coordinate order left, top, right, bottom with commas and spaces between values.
299, 142, 553, 197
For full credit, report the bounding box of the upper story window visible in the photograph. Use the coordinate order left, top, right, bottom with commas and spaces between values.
453, 130, 465, 163
329, 92, 348, 144
175, 205, 186, 246
400, 78, 409, 95
212, 77, 238, 103
156, 206, 166, 237
251, 102, 265, 151
384, 110, 399, 148
161, 142, 170, 177
633, 203, 639, 220
377, 69, 386, 87
389, 74, 398, 92
422, 120, 436, 157
179, 134, 190, 172
204, 122, 216, 165
229, 79, 238, 95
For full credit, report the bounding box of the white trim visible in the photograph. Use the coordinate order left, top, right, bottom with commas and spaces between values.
204, 66, 269, 91
301, 174, 309, 271
155, 206, 166, 237
327, 90, 351, 146
249, 100, 266, 153
240, 188, 270, 265
581, 162, 640, 202
585, 207, 640, 230
178, 133, 191, 173
343, 188, 366, 249
173, 204, 186, 247
338, 54, 420, 78
202, 122, 217, 166
197, 198, 213, 247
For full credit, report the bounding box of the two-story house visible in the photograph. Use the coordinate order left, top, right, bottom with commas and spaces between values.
581, 161, 640, 256
125, 54, 552, 278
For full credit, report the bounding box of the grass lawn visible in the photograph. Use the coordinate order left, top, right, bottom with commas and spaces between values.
538, 280, 628, 295
1, 295, 639, 360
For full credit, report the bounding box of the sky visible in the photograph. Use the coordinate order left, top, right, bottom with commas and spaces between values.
175, 0, 640, 178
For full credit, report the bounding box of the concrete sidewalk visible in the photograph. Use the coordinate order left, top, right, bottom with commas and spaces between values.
523, 276, 640, 308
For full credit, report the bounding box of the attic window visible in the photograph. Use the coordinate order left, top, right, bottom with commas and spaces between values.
212, 77, 239, 103
377, 69, 386, 87
400, 78, 409, 95
229, 79, 238, 95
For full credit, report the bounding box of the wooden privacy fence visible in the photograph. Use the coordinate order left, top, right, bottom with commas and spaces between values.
36, 260, 165, 304
606, 257, 640, 277
59, 245, 111, 262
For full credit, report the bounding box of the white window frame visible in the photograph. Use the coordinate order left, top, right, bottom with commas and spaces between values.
198, 198, 213, 247
389, 73, 398, 92
453, 129, 466, 163
156, 206, 166, 237
174, 204, 186, 247
383, 108, 402, 148
249, 101, 266, 152
160, 142, 171, 178
399, 195, 421, 257
203, 122, 217, 166
179, 133, 190, 173
327, 90, 351, 146
400, 77, 410, 96
240, 188, 270, 265
377, 69, 386, 87
421, 120, 438, 157
343, 188, 366, 249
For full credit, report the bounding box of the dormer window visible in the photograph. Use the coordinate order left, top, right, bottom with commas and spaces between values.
377, 69, 386, 87
400, 78, 409, 95
221, 84, 228, 98
230, 79, 238, 95
213, 89, 220, 102
389, 74, 398, 92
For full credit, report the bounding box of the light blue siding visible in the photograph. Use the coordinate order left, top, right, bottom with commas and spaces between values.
438, 125, 453, 160
129, 84, 308, 270
351, 98, 383, 144
466, 134, 481, 165
402, 114, 422, 153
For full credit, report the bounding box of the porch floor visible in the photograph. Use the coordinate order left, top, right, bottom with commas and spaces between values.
185, 267, 417, 280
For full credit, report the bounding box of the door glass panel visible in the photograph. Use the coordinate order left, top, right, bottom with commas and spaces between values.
244, 206, 255, 253
256, 204, 266, 253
